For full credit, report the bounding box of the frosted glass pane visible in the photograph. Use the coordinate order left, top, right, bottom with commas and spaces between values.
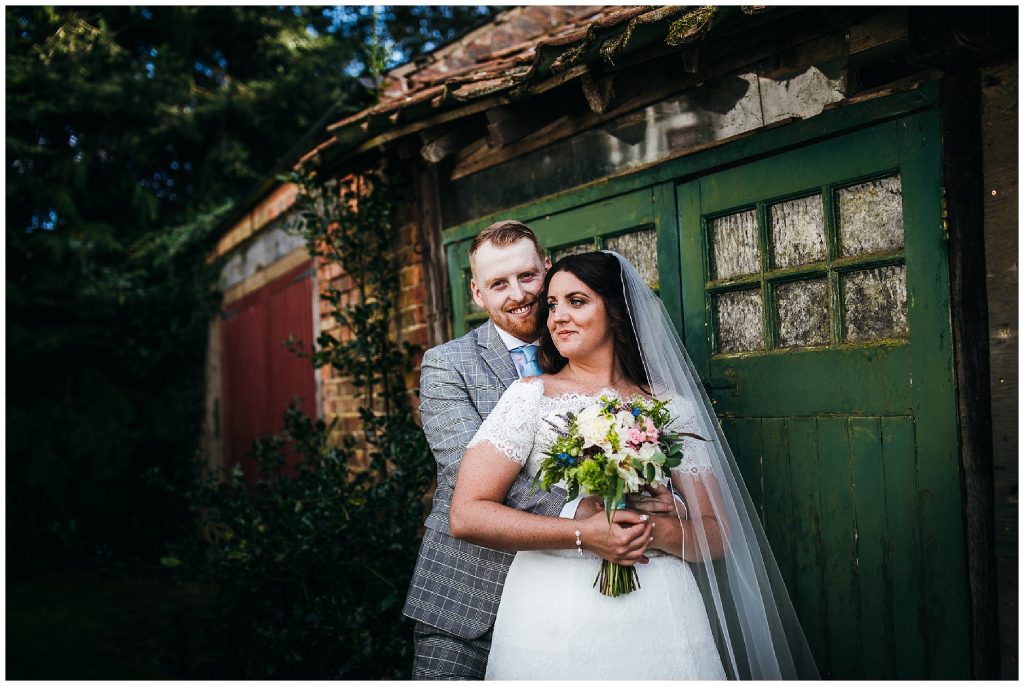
715, 289, 764, 353
838, 175, 904, 257
775, 278, 829, 348
843, 265, 909, 342
606, 230, 659, 288
770, 195, 826, 268
552, 241, 596, 263
710, 210, 759, 280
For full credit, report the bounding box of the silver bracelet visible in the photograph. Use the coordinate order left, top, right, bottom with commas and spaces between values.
574, 529, 583, 555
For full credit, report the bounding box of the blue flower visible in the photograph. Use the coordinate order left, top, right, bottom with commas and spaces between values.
557, 452, 575, 466
632, 407, 642, 418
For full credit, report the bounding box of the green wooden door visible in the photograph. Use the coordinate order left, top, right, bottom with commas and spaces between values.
676, 113, 969, 679
446, 186, 682, 336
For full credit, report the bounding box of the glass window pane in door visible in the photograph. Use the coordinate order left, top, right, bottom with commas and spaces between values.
715, 289, 764, 353
606, 229, 659, 288
837, 175, 904, 257
842, 265, 909, 342
775, 278, 830, 348
770, 194, 826, 268
551, 241, 596, 262
710, 210, 759, 280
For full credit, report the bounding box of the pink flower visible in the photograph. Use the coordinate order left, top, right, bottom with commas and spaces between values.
626, 427, 645, 446
643, 417, 659, 442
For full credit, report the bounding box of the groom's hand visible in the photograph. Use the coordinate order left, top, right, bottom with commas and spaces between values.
626, 484, 677, 515
573, 495, 605, 521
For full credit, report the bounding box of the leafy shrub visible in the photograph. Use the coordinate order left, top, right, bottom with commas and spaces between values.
166, 168, 435, 678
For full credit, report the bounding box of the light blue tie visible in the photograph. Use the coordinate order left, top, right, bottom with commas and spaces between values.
515, 344, 543, 378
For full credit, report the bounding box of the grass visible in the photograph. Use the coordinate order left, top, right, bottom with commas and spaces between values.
6, 565, 214, 679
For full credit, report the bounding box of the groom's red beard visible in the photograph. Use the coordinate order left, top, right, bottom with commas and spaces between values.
493, 298, 544, 341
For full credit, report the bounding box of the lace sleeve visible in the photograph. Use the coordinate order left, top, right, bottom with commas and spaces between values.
467, 379, 544, 466
666, 395, 715, 477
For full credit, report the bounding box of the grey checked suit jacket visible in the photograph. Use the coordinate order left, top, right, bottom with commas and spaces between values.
403, 320, 566, 640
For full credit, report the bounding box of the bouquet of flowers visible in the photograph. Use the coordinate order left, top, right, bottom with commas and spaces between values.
532, 394, 706, 596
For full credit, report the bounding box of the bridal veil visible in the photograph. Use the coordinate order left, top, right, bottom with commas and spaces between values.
609, 250, 819, 680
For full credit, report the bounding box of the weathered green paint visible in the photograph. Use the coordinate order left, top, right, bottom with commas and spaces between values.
653, 181, 684, 335
675, 116, 968, 679
896, 110, 969, 678
721, 418, 763, 518
818, 417, 863, 678
700, 346, 912, 417
787, 417, 830, 667
882, 416, 928, 679
849, 416, 896, 679
762, 418, 797, 591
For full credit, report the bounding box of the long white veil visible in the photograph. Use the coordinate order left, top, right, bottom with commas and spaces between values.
608, 250, 819, 680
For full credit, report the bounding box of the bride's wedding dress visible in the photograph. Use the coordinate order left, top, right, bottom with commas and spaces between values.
469, 379, 727, 681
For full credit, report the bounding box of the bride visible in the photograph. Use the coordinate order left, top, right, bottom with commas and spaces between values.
449, 251, 818, 680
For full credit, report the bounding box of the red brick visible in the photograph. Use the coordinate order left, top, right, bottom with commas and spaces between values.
400, 264, 423, 289
399, 283, 427, 310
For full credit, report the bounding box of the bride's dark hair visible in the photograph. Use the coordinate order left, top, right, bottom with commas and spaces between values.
536, 251, 650, 389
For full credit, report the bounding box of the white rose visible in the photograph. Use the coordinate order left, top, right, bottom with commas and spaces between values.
576, 405, 614, 449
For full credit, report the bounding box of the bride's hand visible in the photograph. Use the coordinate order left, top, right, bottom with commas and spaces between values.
577, 509, 653, 566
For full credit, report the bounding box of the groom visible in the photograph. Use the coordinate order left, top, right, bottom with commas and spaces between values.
404, 221, 663, 679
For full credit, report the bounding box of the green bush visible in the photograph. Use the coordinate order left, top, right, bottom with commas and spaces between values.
165, 167, 435, 678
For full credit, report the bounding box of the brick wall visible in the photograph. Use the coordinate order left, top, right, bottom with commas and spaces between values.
315, 181, 430, 468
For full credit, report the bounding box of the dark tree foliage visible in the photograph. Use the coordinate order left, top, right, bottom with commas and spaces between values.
6, 5, 494, 576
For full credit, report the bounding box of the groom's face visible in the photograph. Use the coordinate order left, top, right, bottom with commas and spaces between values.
470, 238, 550, 341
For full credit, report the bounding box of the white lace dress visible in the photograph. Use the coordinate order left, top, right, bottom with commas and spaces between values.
468, 378, 727, 681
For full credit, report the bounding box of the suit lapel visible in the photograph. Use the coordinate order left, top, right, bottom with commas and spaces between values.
477, 321, 519, 390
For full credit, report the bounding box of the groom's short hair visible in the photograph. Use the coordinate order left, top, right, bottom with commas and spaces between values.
469, 220, 544, 270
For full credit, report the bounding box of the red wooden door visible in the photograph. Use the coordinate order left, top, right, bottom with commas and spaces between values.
222, 260, 317, 483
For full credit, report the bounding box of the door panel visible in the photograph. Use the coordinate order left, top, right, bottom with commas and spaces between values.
678, 115, 967, 679
222, 261, 316, 483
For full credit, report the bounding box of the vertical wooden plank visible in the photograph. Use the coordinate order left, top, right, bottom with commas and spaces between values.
882, 416, 928, 678
268, 268, 317, 474
677, 181, 711, 376
222, 296, 269, 484
446, 240, 470, 338
763, 418, 797, 593
788, 416, 830, 673
417, 165, 453, 348
722, 417, 764, 522
817, 416, 863, 678
653, 181, 684, 337
898, 110, 971, 678
849, 416, 895, 678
